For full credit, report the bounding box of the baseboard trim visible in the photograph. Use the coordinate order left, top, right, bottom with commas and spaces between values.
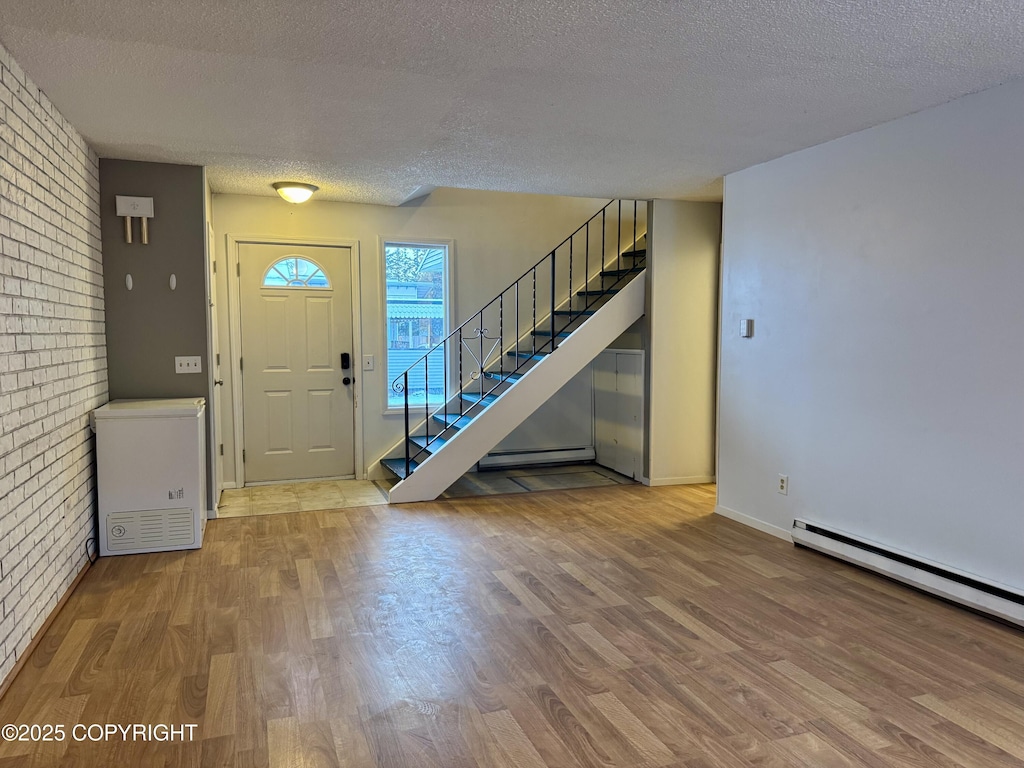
714, 504, 792, 541
0, 558, 93, 702
647, 475, 715, 487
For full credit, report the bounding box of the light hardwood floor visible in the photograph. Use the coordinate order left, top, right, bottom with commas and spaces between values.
1, 484, 1023, 767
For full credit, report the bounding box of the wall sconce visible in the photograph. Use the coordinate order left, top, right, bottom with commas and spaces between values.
116, 196, 155, 244
272, 182, 319, 204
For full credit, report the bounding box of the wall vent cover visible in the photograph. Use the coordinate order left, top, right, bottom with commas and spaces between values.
107, 508, 195, 551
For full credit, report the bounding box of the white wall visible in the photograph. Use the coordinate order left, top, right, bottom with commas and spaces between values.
0, 43, 107, 686
212, 189, 617, 482
719, 78, 1024, 591
646, 200, 721, 485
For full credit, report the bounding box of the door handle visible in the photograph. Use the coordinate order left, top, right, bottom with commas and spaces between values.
214, 379, 224, 386
341, 352, 351, 370
342, 376, 352, 386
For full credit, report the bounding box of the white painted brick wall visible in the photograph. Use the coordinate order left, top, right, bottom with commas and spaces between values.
0, 41, 107, 686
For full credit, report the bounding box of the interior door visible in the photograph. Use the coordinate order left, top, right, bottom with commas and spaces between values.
594, 350, 643, 479
208, 222, 223, 505
239, 243, 354, 482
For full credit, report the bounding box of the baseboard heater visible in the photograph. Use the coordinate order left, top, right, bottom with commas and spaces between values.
792, 519, 1024, 628
477, 446, 596, 470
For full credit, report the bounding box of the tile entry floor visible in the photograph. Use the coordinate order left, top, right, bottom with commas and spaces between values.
217, 479, 388, 517
217, 463, 634, 517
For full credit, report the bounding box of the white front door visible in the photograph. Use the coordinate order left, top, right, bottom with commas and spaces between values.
239, 243, 355, 483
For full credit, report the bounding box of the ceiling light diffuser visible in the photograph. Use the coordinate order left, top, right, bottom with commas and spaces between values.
272, 182, 319, 204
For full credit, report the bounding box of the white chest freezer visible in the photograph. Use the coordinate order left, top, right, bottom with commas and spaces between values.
94, 398, 207, 556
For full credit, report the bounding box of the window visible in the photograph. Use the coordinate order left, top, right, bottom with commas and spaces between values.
385, 242, 449, 409
263, 256, 330, 288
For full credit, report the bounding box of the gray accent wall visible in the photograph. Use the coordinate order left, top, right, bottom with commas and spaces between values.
99, 159, 214, 508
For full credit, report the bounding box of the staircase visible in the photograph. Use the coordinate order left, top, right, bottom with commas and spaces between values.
382, 200, 647, 503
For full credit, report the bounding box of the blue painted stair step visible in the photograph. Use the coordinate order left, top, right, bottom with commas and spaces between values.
600, 267, 643, 277
432, 412, 476, 430
409, 434, 450, 454
461, 392, 499, 405
381, 457, 418, 479
483, 371, 524, 382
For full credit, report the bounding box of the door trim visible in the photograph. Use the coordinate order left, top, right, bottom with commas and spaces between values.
225, 234, 364, 486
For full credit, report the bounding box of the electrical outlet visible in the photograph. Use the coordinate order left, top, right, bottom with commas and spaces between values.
778, 474, 789, 495
175, 356, 202, 374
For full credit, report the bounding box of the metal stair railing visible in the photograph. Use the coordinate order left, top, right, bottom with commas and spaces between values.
391, 199, 647, 477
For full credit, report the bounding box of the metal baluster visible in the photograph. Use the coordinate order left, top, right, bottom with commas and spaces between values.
424, 357, 429, 442
515, 281, 519, 374
568, 237, 573, 322
617, 199, 622, 273
479, 310, 484, 400
550, 254, 556, 348
594, 209, 601, 306
499, 294, 504, 379
626, 201, 634, 252
584, 220, 589, 310
443, 339, 448, 435
458, 327, 464, 415
532, 269, 536, 354
403, 371, 410, 476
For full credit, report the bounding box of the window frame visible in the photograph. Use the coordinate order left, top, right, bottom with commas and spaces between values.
261, 255, 332, 289
380, 237, 455, 415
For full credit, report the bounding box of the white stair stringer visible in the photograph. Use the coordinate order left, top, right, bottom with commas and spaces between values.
387, 271, 646, 503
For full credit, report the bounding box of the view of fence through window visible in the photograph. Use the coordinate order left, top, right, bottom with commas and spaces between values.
385, 243, 448, 409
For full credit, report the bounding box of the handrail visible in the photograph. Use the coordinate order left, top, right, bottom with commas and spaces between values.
390, 199, 647, 477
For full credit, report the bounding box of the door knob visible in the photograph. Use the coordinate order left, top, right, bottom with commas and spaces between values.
214, 379, 224, 386
342, 377, 352, 386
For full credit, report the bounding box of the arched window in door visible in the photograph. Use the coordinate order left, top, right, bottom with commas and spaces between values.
262, 256, 330, 288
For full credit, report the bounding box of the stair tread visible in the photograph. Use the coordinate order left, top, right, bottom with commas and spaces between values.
483, 371, 524, 382
507, 351, 548, 360
432, 412, 476, 430
578, 288, 619, 297
600, 267, 643, 277
409, 434, 450, 453
531, 330, 571, 338
381, 457, 418, 479
621, 248, 646, 258
553, 310, 596, 316
461, 392, 499, 405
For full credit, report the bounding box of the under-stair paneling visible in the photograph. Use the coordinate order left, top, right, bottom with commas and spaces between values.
490, 366, 594, 454
645, 200, 721, 485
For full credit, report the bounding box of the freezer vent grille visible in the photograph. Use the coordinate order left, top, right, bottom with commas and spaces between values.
107, 508, 195, 551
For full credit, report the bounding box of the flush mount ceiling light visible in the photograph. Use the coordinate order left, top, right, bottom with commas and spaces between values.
272, 182, 319, 204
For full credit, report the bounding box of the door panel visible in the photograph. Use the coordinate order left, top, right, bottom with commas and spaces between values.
308, 390, 334, 450
305, 297, 333, 369
263, 297, 291, 370
239, 243, 354, 482
594, 350, 643, 479
264, 391, 293, 453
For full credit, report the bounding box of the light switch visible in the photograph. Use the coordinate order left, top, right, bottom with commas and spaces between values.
362, 355, 375, 371
175, 356, 202, 374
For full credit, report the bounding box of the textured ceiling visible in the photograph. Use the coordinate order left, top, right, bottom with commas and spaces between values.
2, 1, 1024, 205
